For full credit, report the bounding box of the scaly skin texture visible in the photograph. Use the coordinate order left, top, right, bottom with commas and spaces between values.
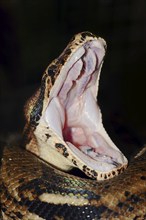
0, 32, 145, 219
1, 145, 146, 219
23, 32, 127, 181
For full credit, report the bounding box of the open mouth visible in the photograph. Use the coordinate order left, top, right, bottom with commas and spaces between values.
44, 37, 128, 178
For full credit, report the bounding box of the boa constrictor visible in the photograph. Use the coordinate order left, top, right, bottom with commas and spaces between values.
1, 32, 146, 219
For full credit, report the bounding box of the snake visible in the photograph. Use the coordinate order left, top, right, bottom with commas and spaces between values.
0, 32, 146, 219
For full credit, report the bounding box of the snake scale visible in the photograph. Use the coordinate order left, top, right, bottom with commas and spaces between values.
0, 32, 146, 219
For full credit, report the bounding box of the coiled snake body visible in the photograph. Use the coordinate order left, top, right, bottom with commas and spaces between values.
0, 32, 146, 219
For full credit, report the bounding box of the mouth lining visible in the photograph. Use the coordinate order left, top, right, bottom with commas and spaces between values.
44, 39, 127, 173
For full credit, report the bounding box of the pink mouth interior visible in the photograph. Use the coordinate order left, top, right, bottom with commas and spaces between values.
45, 40, 126, 171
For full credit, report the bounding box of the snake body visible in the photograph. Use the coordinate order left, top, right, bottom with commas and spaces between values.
1, 145, 146, 219
0, 32, 146, 219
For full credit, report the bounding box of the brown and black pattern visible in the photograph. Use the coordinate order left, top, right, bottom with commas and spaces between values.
1, 32, 146, 219
1, 145, 146, 219
29, 74, 48, 127
55, 143, 69, 158
81, 165, 125, 180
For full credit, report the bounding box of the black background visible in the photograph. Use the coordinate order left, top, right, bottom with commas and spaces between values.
0, 0, 146, 158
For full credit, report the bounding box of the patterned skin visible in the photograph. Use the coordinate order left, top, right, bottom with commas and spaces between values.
1, 145, 146, 219
1, 32, 145, 219
23, 32, 127, 181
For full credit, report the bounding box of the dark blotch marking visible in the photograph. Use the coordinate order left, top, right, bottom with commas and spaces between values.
128, 206, 134, 212
81, 36, 84, 41
91, 170, 97, 177
30, 75, 47, 127
45, 133, 51, 139
15, 212, 23, 219
96, 194, 101, 200
19, 178, 25, 184
72, 159, 77, 166
117, 169, 121, 174
125, 191, 130, 197
81, 32, 95, 40
104, 174, 107, 179
58, 57, 65, 65
55, 143, 69, 158
82, 165, 87, 172
55, 143, 65, 149
48, 66, 56, 77
104, 184, 110, 189
112, 171, 115, 175
86, 167, 90, 171
13, 198, 18, 204
141, 176, 146, 180
64, 48, 72, 56
63, 152, 69, 157
47, 67, 56, 85
141, 168, 146, 171
128, 194, 142, 204
35, 114, 41, 121
117, 202, 124, 208
87, 171, 92, 177
1, 207, 7, 212
96, 205, 109, 218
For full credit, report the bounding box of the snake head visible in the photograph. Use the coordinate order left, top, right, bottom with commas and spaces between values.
24, 32, 128, 180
